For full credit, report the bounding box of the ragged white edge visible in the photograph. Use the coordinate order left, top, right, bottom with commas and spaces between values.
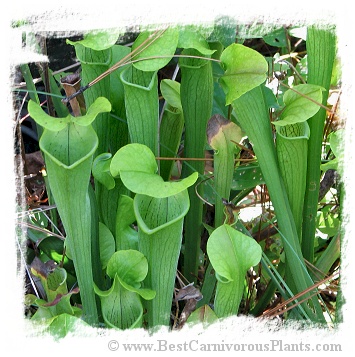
334, 8, 354, 341
10, 27, 48, 66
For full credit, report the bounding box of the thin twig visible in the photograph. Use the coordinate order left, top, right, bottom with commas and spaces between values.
261, 271, 338, 319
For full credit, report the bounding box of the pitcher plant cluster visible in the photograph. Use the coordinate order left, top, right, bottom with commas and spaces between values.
17, 22, 342, 338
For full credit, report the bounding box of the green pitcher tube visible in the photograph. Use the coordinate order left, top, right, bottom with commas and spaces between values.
120, 66, 159, 156
134, 190, 190, 328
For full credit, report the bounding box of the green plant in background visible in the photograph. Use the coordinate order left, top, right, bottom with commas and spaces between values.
19, 22, 341, 335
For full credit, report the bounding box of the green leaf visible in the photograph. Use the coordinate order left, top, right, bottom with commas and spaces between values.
107, 250, 148, 286
110, 144, 198, 198
328, 128, 344, 158
92, 153, 115, 190
28, 100, 69, 131
74, 97, 112, 126
132, 28, 179, 71
232, 85, 324, 321
115, 195, 138, 251
207, 224, 262, 317
273, 84, 324, 126
67, 30, 122, 51
28, 97, 112, 131
160, 79, 182, 110
159, 79, 184, 180
220, 44, 268, 104
320, 129, 344, 171
98, 250, 156, 308
320, 159, 339, 172
110, 142, 157, 176
207, 224, 262, 282
98, 222, 115, 269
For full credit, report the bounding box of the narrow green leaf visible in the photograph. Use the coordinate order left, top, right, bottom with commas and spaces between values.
302, 26, 336, 264
159, 79, 184, 180
160, 79, 182, 110
92, 153, 115, 190
68, 41, 112, 155
98, 222, 115, 269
